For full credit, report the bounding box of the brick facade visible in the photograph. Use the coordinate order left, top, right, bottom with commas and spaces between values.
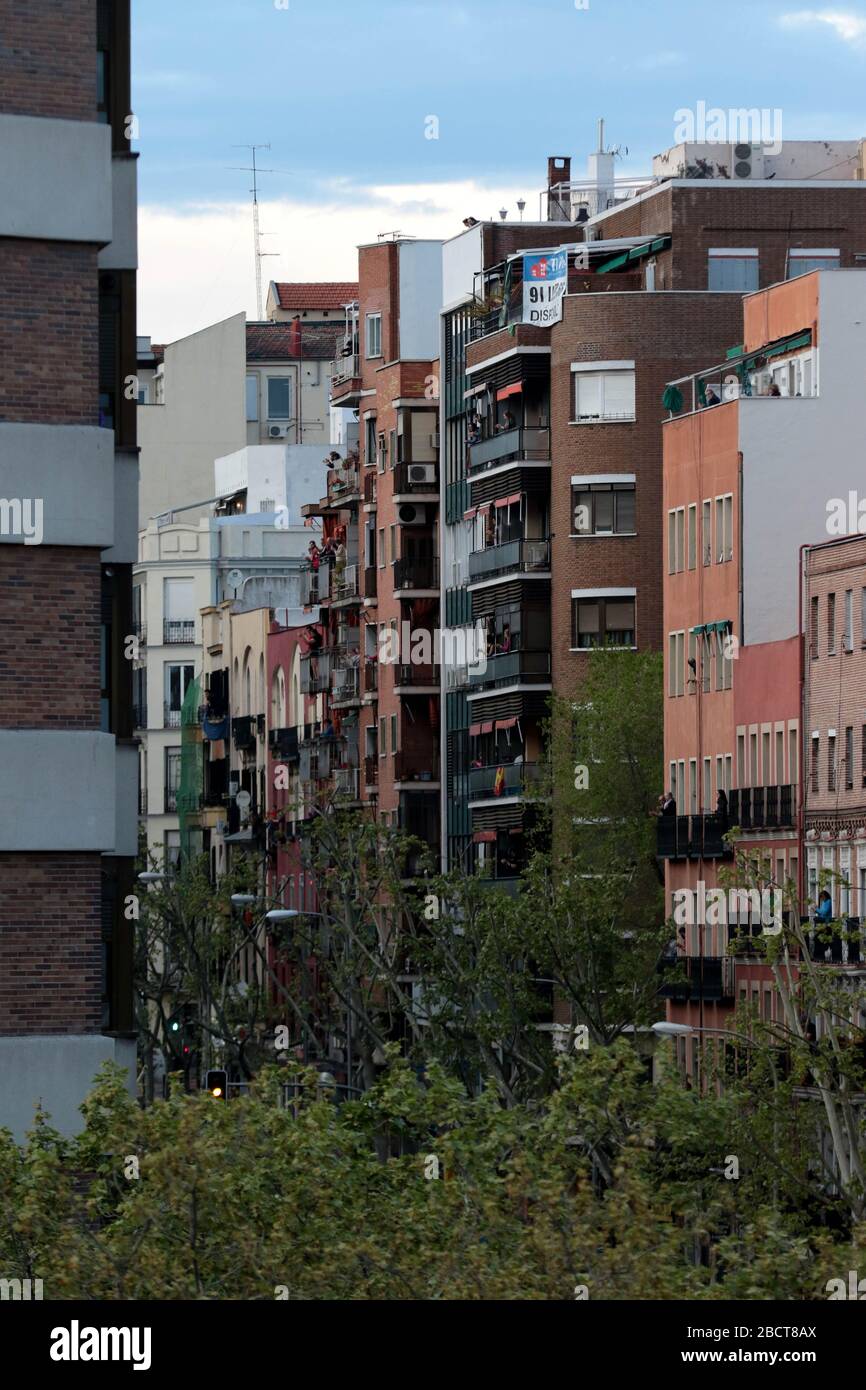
0, 0, 96, 121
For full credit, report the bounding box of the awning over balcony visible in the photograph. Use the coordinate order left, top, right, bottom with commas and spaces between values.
473, 830, 496, 842
691, 619, 733, 635
596, 235, 671, 273
494, 493, 521, 507
496, 383, 523, 401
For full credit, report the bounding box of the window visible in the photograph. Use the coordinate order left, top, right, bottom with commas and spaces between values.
703, 758, 712, 812
267, 376, 291, 420
689, 760, 697, 814
366, 313, 382, 359
668, 631, 685, 697
377, 431, 386, 473
379, 716, 387, 757
164, 747, 181, 812
378, 527, 385, 568
702, 633, 712, 694
828, 733, 837, 793
364, 416, 376, 468
788, 249, 840, 278
687, 504, 697, 570
846, 727, 854, 789
827, 593, 836, 655
389, 524, 396, 566
708, 249, 759, 292
165, 663, 194, 726
762, 731, 771, 783
862, 725, 866, 788
776, 730, 784, 784
702, 500, 712, 566
688, 630, 698, 693
737, 733, 745, 786
390, 713, 398, 754
572, 594, 636, 649
844, 590, 853, 651
164, 830, 181, 871
811, 735, 820, 794
667, 507, 685, 571
572, 481, 635, 536
750, 732, 759, 785
724, 755, 732, 794
572, 366, 636, 423
789, 727, 799, 784
810, 596, 819, 658
722, 495, 733, 561
245, 374, 258, 422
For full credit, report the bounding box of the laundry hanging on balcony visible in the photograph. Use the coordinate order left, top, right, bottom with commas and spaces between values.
202, 715, 229, 742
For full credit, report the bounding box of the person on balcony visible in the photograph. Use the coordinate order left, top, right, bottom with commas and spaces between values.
498, 408, 516, 433
334, 541, 347, 578
499, 623, 512, 654
661, 791, 677, 816
467, 417, 481, 446
815, 890, 833, 924
716, 788, 729, 828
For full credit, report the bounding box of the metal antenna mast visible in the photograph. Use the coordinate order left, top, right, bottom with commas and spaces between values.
231, 144, 278, 319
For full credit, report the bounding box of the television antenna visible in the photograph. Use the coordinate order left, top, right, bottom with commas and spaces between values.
230, 143, 279, 319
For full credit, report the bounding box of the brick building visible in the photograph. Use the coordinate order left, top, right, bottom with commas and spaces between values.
0, 0, 138, 1136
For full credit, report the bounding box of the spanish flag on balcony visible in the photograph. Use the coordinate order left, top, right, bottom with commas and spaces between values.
493, 766, 506, 797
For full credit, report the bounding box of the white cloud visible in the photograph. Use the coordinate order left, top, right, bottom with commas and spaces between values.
139, 179, 536, 342
779, 9, 866, 44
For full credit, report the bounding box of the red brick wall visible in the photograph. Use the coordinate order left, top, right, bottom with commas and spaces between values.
0, 548, 101, 728
0, 854, 103, 1034
0, 0, 96, 121
0, 241, 99, 425
549, 291, 744, 693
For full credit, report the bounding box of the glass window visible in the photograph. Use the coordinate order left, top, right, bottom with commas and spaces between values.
573, 371, 635, 423
366, 313, 382, 359
708, 252, 759, 292
573, 596, 635, 649
267, 377, 291, 420
573, 483, 635, 535
788, 251, 840, 278
245, 374, 258, 422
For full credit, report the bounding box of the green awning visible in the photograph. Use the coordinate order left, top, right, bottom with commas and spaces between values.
691, 625, 707, 636
743, 330, 812, 371
596, 250, 630, 273
726, 343, 745, 360
596, 235, 671, 274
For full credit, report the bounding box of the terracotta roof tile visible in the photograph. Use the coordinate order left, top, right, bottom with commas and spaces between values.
273, 281, 359, 311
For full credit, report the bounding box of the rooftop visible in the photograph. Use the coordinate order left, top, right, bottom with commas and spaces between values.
271, 281, 359, 311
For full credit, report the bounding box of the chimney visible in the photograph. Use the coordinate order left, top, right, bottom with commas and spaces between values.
547, 156, 571, 222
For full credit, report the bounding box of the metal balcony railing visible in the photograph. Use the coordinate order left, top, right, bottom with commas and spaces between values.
658, 955, 736, 1002
394, 663, 439, 688
331, 353, 361, 385
133, 703, 147, 730
269, 727, 300, 761
655, 814, 733, 860
331, 666, 360, 703
393, 557, 439, 591
728, 785, 795, 830
468, 761, 540, 801
300, 651, 332, 695
334, 767, 360, 800
364, 755, 379, 787
232, 715, 257, 750
468, 538, 550, 581
333, 563, 360, 602
163, 620, 196, 644
300, 570, 321, 606
163, 704, 182, 729
327, 467, 360, 502
468, 649, 551, 689
394, 749, 439, 783
165, 786, 179, 813
138, 785, 148, 815
467, 426, 550, 475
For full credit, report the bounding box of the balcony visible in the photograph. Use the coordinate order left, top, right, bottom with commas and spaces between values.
163, 703, 182, 729
468, 538, 550, 583
133, 701, 147, 729
362, 659, 378, 697
363, 755, 379, 789
468, 761, 540, 802
393, 557, 439, 593
658, 955, 736, 1002
331, 666, 361, 707
300, 651, 332, 695
138, 785, 147, 815
203, 757, 229, 807
394, 461, 438, 497
164, 784, 179, 813
327, 466, 360, 505
330, 353, 361, 398
163, 620, 196, 644
468, 649, 551, 691
269, 727, 299, 761
363, 565, 377, 600
809, 918, 862, 967
232, 715, 257, 751
393, 662, 439, 693
363, 473, 377, 508
655, 814, 733, 860
728, 785, 795, 831
300, 570, 321, 607
332, 563, 362, 605
333, 767, 360, 801
394, 748, 439, 786
468, 427, 550, 476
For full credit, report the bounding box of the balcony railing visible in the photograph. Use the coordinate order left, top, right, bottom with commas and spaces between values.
468, 427, 550, 475
331, 353, 361, 386
363, 659, 378, 695
300, 570, 321, 606
327, 467, 360, 502
468, 538, 550, 582
468, 761, 540, 801
809, 918, 862, 967
394, 461, 438, 494
331, 666, 360, 704
163, 704, 182, 729
332, 563, 361, 602
658, 955, 736, 1002
300, 651, 332, 695
656, 814, 733, 860
232, 715, 257, 750
728, 785, 795, 830
393, 557, 439, 591
394, 663, 439, 689
269, 726, 300, 761
163, 620, 196, 644
468, 649, 551, 690
165, 785, 179, 813
394, 749, 439, 783
334, 767, 360, 800
133, 702, 147, 729
138, 785, 148, 815
363, 755, 379, 787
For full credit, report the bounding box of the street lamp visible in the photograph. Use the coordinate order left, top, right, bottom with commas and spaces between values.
230, 893, 258, 907
138, 871, 165, 885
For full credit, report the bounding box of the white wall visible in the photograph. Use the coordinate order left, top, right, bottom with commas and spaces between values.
0, 1036, 135, 1141
442, 224, 483, 307
741, 272, 866, 645
399, 240, 444, 358
0, 114, 112, 243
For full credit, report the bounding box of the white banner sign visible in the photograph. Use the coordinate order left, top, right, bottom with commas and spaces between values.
521, 249, 568, 326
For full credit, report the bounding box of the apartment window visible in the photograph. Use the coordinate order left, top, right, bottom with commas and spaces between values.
363, 416, 376, 468
389, 428, 398, 470
572, 481, 636, 535
687, 504, 697, 570
862, 725, 866, 787
789, 727, 799, 784
573, 594, 636, 649
689, 760, 698, 814
701, 632, 712, 694
788, 249, 840, 278
667, 511, 676, 575
390, 714, 398, 754
389, 524, 396, 565
378, 528, 385, 568
164, 747, 181, 813
164, 830, 181, 871
737, 733, 745, 787
762, 731, 771, 784
703, 758, 712, 812
750, 732, 759, 785
827, 593, 836, 654
668, 632, 685, 697
267, 376, 291, 420
245, 374, 258, 422
688, 630, 698, 693
724, 755, 732, 794
377, 431, 387, 473
810, 596, 819, 658
844, 590, 854, 651
366, 313, 382, 359
702, 500, 712, 566
722, 495, 733, 561
164, 663, 194, 727
572, 365, 636, 423
775, 730, 784, 784
846, 727, 854, 789
379, 716, 387, 757
708, 249, 759, 292
828, 733, 837, 793
811, 735, 820, 794
861, 587, 866, 647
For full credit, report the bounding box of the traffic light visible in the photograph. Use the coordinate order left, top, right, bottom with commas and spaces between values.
205, 1069, 228, 1100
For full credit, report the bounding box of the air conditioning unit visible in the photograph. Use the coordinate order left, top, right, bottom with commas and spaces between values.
730, 143, 765, 179
397, 502, 428, 525
429, 432, 440, 450
268, 424, 291, 439
408, 463, 436, 485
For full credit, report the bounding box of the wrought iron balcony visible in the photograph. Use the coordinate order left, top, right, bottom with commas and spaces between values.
467, 426, 550, 475
393, 557, 439, 592
655, 813, 733, 860
394, 749, 439, 784
163, 703, 182, 729
468, 538, 550, 582
232, 715, 257, 750
269, 726, 299, 761
163, 619, 196, 644
728, 785, 795, 830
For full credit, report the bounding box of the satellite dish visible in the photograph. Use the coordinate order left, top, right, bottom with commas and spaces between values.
226, 569, 244, 595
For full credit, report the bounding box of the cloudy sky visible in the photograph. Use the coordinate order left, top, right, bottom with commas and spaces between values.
133, 0, 866, 343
